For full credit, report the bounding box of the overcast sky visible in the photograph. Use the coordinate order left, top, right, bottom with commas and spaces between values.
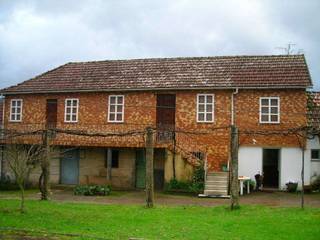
0, 0, 319, 90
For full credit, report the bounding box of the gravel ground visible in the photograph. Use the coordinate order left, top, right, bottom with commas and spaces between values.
1, 188, 319, 207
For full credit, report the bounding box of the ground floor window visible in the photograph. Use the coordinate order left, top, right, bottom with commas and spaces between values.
311, 149, 320, 160
105, 149, 119, 168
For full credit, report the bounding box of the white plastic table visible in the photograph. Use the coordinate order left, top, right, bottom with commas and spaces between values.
238, 176, 251, 195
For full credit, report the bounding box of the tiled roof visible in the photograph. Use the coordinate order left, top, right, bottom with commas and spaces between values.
307, 92, 320, 129
1, 55, 312, 94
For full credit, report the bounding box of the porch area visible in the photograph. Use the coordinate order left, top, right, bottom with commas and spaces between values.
26, 146, 195, 190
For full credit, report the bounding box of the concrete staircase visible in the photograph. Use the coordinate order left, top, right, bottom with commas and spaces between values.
203, 172, 229, 197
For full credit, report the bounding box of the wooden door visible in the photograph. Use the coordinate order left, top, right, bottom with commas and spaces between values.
156, 94, 176, 129
46, 99, 57, 129
61, 149, 79, 185
135, 149, 146, 189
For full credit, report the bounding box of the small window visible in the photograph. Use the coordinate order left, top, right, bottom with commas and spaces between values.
64, 98, 79, 123
108, 95, 124, 122
105, 150, 119, 168
10, 99, 23, 122
311, 149, 320, 160
260, 97, 280, 123
197, 94, 214, 123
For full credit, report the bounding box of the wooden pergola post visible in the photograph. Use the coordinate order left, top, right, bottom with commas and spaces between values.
106, 148, 112, 182
145, 127, 154, 208
230, 125, 240, 210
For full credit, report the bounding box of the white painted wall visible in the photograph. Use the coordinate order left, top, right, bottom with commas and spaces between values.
238, 147, 262, 182
306, 136, 320, 182
239, 146, 310, 190
280, 148, 310, 190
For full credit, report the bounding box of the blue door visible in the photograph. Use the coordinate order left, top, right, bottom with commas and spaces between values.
61, 149, 79, 185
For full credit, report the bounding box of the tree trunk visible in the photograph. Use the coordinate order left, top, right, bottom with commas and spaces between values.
230, 125, 240, 210
19, 183, 25, 213
41, 131, 50, 200
301, 146, 305, 209
145, 127, 154, 208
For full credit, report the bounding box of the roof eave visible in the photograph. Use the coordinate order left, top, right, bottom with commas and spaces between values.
0, 85, 311, 95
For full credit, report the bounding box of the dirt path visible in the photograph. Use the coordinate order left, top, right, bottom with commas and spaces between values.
1, 189, 319, 207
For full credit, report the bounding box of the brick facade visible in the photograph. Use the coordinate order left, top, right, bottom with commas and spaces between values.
3, 88, 307, 171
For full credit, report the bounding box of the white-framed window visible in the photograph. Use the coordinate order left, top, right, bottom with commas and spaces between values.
10, 99, 23, 122
197, 94, 214, 123
64, 98, 79, 123
260, 97, 280, 123
311, 149, 320, 161
108, 95, 124, 123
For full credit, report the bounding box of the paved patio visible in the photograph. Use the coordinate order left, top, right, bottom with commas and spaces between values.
1, 189, 319, 207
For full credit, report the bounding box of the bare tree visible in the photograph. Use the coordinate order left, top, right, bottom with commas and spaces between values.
5, 144, 45, 213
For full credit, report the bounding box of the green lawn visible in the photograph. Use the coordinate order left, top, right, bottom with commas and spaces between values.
0, 199, 319, 240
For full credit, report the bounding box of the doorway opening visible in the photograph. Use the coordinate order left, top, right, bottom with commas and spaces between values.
263, 149, 280, 188
46, 99, 57, 129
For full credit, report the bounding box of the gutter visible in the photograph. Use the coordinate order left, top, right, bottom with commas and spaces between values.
0, 85, 311, 95
231, 88, 239, 126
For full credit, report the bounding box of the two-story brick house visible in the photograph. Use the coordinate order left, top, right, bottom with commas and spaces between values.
0, 55, 312, 193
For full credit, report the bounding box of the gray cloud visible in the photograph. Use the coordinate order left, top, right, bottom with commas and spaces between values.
0, 0, 319, 89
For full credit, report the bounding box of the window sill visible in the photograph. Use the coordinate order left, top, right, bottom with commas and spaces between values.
259, 122, 280, 125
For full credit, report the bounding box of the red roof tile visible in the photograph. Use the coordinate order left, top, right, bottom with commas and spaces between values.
1, 55, 312, 94
308, 92, 320, 129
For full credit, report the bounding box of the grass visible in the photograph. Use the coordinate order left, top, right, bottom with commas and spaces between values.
0, 199, 319, 239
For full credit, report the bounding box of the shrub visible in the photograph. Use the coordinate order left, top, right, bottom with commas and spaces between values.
165, 179, 190, 192
191, 165, 205, 193
74, 185, 111, 196
165, 165, 205, 194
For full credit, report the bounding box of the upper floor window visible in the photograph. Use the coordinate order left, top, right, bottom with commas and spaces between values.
197, 94, 214, 123
260, 97, 280, 123
64, 98, 79, 123
108, 95, 124, 122
10, 99, 23, 122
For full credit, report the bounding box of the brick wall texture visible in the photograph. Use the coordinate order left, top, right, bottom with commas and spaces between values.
3, 89, 307, 171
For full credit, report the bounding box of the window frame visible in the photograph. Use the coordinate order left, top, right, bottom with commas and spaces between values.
311, 149, 320, 161
9, 99, 23, 122
196, 94, 214, 123
104, 149, 120, 168
108, 95, 125, 123
64, 98, 79, 123
259, 97, 280, 124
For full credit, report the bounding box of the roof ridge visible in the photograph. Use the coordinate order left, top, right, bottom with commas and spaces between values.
68, 54, 305, 64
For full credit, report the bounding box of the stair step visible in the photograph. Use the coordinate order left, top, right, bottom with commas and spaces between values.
206, 176, 228, 181
205, 184, 228, 189
206, 180, 228, 184
204, 190, 228, 195
207, 172, 228, 176
205, 187, 228, 191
